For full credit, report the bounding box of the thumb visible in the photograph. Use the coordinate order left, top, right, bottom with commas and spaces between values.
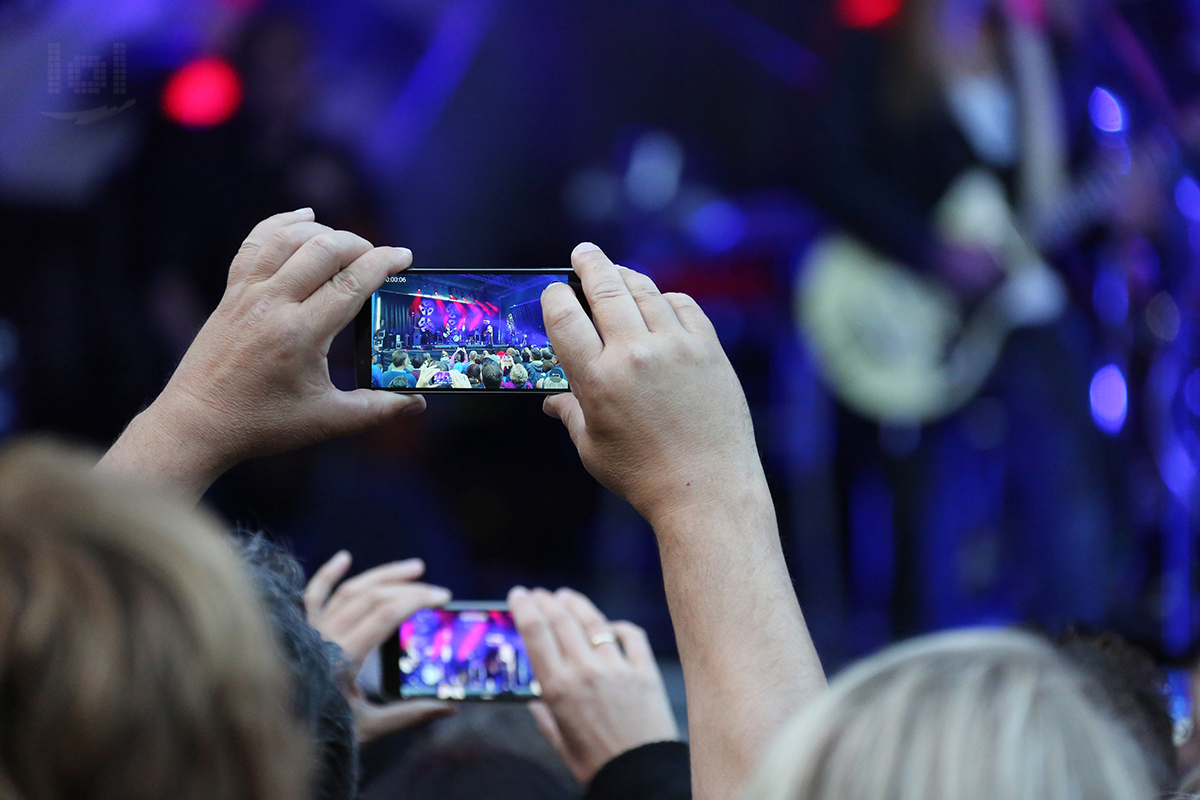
331, 389, 426, 435
352, 698, 456, 743
529, 700, 566, 754
543, 393, 587, 445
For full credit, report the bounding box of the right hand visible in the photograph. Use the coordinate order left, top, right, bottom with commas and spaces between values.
541, 243, 765, 524
508, 585, 679, 786
415, 361, 440, 388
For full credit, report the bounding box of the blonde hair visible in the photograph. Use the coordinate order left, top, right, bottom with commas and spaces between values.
748, 628, 1156, 800
0, 439, 310, 800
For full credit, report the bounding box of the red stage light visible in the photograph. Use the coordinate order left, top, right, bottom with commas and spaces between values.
162, 56, 243, 129
835, 0, 901, 28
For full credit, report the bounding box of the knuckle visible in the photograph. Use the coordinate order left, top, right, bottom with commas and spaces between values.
544, 301, 581, 332
589, 279, 630, 305
329, 267, 366, 300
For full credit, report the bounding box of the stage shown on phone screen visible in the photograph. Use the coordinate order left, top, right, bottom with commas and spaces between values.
371, 272, 566, 354
397, 607, 540, 700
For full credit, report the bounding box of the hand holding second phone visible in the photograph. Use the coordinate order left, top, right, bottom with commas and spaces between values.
305, 551, 455, 742
508, 585, 679, 786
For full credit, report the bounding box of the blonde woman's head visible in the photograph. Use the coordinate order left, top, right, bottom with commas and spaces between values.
0, 439, 309, 800
749, 628, 1156, 800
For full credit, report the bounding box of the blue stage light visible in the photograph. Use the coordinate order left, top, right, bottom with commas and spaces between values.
1088, 87, 1125, 133
1090, 364, 1127, 435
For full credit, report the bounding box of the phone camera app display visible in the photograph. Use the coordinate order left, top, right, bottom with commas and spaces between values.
369, 272, 572, 391
397, 607, 540, 700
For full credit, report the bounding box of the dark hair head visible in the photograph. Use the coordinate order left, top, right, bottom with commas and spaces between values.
481, 360, 503, 389
411, 352, 427, 369
367, 746, 572, 800
522, 348, 532, 362
1050, 629, 1177, 792
540, 348, 553, 361
392, 351, 408, 368
466, 363, 482, 384
236, 534, 359, 800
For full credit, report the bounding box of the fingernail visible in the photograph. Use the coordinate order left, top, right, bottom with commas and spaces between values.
510, 586, 528, 599
334, 550, 351, 562
400, 557, 424, 569
573, 241, 601, 254
293, 206, 313, 215
401, 399, 425, 416
432, 588, 452, 604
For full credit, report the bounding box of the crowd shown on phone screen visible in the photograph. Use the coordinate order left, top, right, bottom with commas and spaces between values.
372, 346, 568, 390
3, 211, 1199, 800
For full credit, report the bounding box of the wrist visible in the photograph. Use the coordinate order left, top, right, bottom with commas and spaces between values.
97, 391, 236, 504
641, 466, 774, 536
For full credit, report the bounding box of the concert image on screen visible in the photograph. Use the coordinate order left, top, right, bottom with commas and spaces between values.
397, 606, 540, 700
368, 271, 572, 391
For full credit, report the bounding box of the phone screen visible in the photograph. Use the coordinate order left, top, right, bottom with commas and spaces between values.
382, 604, 541, 701
356, 269, 587, 393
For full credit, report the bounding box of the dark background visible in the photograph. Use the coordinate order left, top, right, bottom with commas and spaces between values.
2, 0, 1200, 675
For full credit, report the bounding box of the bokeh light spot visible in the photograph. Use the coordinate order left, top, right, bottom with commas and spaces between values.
1176, 176, 1200, 222
836, 0, 902, 28
1088, 87, 1125, 133
162, 57, 243, 129
688, 199, 747, 254
1090, 364, 1127, 435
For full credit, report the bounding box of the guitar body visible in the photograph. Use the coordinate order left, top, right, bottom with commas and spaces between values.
797, 168, 1067, 424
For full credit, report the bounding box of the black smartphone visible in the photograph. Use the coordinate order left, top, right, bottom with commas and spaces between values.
356, 268, 587, 393
380, 602, 541, 701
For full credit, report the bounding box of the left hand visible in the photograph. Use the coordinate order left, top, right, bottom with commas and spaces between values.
305, 551, 456, 742
98, 210, 426, 502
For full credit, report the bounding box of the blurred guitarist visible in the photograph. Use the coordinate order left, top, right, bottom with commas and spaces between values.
803, 0, 1186, 642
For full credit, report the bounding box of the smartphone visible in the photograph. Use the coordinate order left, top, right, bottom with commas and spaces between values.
357, 268, 588, 393
380, 602, 541, 701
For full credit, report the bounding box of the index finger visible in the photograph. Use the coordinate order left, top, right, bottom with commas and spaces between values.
571, 243, 647, 341
542, 281, 602, 370
508, 586, 565, 677
227, 208, 315, 285
304, 549, 352, 619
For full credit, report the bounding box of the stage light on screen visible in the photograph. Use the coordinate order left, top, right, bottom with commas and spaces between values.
1175, 176, 1200, 222
162, 57, 243, 129
1088, 88, 1125, 133
1090, 364, 1127, 435
836, 0, 901, 28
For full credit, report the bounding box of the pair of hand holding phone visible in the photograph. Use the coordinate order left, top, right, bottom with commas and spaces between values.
304, 550, 678, 786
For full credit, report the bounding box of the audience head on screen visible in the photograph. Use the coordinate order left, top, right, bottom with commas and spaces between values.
509, 364, 529, 388
466, 362, 482, 386
391, 351, 409, 370
522, 348, 533, 362
411, 352, 427, 369
0, 440, 307, 800
749, 629, 1155, 800
482, 360, 503, 389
